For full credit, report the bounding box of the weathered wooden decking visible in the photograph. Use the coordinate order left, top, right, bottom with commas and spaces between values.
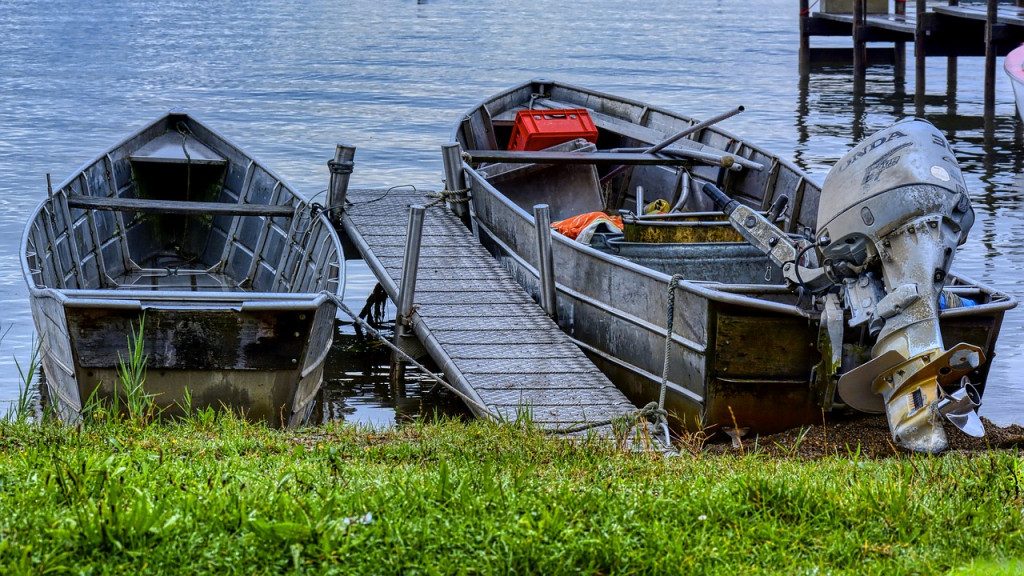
339, 187, 638, 430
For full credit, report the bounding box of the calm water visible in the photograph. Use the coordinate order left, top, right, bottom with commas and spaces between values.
2, 0, 1021, 425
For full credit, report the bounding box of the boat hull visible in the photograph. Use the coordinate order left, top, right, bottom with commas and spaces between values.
22, 113, 343, 427
456, 79, 1014, 435
1006, 45, 1024, 119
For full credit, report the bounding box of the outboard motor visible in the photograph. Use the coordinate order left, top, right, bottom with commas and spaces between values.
818, 119, 980, 453
701, 119, 985, 453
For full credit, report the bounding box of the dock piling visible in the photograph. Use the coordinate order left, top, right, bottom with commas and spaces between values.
985, 0, 998, 119
853, 0, 867, 92
895, 0, 907, 81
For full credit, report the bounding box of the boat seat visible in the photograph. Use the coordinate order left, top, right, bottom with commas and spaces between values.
66, 194, 296, 217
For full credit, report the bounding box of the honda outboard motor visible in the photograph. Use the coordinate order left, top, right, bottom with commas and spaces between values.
818, 119, 980, 453
700, 119, 986, 453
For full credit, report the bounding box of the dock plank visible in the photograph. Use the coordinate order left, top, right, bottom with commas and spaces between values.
340, 188, 639, 432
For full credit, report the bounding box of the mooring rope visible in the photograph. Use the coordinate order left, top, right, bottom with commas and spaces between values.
423, 188, 471, 209
659, 274, 684, 415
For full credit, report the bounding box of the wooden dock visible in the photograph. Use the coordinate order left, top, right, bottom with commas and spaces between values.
800, 0, 1024, 112
337, 187, 639, 432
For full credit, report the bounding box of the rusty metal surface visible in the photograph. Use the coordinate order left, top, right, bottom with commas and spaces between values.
623, 213, 745, 243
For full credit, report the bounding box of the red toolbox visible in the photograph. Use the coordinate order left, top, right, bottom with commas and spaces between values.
507, 108, 598, 151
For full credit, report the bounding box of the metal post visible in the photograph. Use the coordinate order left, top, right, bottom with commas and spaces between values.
390, 204, 426, 393
984, 0, 997, 119
915, 0, 927, 115
441, 143, 468, 221
533, 204, 557, 319
946, 0, 959, 108
895, 0, 907, 82
799, 0, 810, 75
853, 0, 867, 87
327, 144, 356, 228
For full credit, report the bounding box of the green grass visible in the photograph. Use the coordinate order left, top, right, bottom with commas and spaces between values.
0, 415, 1022, 575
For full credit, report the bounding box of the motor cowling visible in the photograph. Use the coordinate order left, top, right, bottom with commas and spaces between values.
815, 118, 974, 267
822, 119, 983, 453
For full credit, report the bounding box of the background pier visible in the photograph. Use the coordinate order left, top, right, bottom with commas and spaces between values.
800, 0, 1024, 114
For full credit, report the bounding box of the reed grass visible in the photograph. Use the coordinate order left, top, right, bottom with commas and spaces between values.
0, 413, 1022, 575
116, 315, 157, 425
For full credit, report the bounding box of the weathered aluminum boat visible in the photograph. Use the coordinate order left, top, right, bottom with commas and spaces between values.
1004, 44, 1024, 119
21, 112, 344, 427
451, 79, 1016, 452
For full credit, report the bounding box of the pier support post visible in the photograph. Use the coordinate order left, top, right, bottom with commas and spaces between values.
327, 144, 356, 228
984, 0, 997, 120
946, 0, 959, 111
895, 0, 907, 82
853, 0, 867, 93
799, 0, 810, 75
390, 204, 427, 394
533, 204, 557, 320
915, 0, 927, 115
442, 143, 469, 223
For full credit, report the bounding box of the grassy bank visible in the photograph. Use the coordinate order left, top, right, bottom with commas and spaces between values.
0, 413, 1022, 575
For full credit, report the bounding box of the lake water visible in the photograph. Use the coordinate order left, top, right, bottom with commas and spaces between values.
2, 0, 1021, 426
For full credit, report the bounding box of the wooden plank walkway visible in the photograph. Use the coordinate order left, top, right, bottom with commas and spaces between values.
339, 187, 638, 430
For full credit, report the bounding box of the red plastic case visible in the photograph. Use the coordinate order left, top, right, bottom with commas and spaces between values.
507, 109, 598, 151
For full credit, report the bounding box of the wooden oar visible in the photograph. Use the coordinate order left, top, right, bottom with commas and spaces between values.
612, 105, 763, 171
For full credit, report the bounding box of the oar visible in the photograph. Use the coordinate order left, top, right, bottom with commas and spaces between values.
644, 106, 745, 154
614, 106, 763, 170
600, 105, 748, 183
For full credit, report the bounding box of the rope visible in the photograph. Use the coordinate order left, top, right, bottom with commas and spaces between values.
547, 401, 667, 436
176, 121, 195, 256
424, 188, 471, 209
799, 0, 819, 16
660, 274, 684, 414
